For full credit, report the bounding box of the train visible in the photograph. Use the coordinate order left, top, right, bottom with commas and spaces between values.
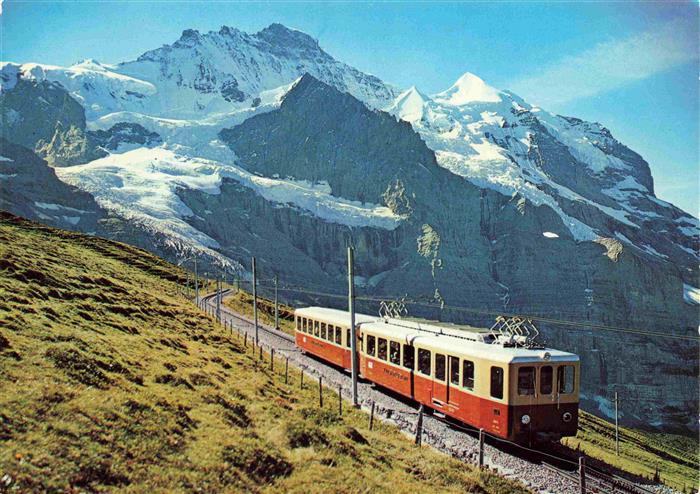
293, 306, 579, 444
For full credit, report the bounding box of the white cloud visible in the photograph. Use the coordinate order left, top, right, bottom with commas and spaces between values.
509, 18, 698, 106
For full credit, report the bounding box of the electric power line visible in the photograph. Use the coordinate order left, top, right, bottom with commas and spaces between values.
250, 278, 700, 343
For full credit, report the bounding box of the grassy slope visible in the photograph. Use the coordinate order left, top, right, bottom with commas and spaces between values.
563, 411, 698, 492
223, 289, 296, 336
226, 288, 699, 492
0, 213, 529, 494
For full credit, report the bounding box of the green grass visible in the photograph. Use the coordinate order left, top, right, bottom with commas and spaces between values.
562, 411, 698, 492
0, 213, 530, 493
222, 289, 296, 335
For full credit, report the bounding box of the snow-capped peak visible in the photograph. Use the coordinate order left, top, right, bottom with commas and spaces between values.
387, 85, 430, 123
432, 72, 502, 105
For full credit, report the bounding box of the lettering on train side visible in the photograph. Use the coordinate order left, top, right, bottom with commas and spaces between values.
383, 367, 408, 382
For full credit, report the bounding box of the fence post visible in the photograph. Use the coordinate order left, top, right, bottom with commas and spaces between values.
319, 376, 323, 408
284, 357, 289, 384
300, 369, 304, 389
244, 333, 247, 348
579, 456, 586, 494
369, 401, 375, 431
258, 344, 263, 361
479, 429, 485, 467
338, 384, 342, 416
415, 404, 424, 446
270, 349, 275, 372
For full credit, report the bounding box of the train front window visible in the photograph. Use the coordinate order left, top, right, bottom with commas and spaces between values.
335, 327, 342, 345
557, 365, 575, 394
518, 366, 536, 396
435, 354, 446, 381
490, 366, 504, 399
418, 349, 431, 376
302, 318, 307, 332
366, 335, 376, 356
403, 344, 414, 369
314, 320, 319, 337
449, 356, 460, 385
389, 341, 400, 365
377, 338, 388, 361
346, 329, 351, 348
540, 366, 553, 395
463, 360, 474, 390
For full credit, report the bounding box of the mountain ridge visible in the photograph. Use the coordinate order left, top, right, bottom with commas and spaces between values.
0, 23, 698, 431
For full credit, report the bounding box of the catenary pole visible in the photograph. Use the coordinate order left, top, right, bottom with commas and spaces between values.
194, 258, 199, 304
252, 257, 259, 345
274, 274, 279, 329
615, 391, 619, 456
348, 246, 359, 408
216, 275, 221, 321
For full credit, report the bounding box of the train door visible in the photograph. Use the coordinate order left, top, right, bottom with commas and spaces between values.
447, 355, 460, 406
432, 352, 448, 406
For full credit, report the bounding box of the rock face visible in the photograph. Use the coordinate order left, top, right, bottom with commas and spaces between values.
0, 79, 106, 166
0, 24, 697, 432
0, 138, 104, 230
88, 122, 161, 151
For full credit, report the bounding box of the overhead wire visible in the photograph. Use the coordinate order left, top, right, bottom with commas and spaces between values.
249, 278, 699, 342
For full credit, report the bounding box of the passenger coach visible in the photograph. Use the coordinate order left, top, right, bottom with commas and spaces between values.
295, 307, 579, 444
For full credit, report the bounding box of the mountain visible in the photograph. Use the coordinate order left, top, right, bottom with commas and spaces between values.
0, 23, 697, 432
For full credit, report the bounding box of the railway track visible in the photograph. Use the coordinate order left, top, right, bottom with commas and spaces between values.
541, 462, 656, 494
200, 290, 295, 344
196, 291, 668, 494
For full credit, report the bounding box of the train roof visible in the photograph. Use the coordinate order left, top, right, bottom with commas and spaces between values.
295, 306, 579, 364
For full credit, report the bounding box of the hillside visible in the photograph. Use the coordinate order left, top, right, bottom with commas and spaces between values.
565, 412, 698, 492
0, 213, 529, 493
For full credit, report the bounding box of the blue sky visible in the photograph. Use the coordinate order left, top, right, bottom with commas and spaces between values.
2, 1, 698, 215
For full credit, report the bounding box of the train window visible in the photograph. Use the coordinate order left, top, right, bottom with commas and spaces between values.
557, 365, 575, 394
490, 367, 504, 399
314, 320, 319, 337
449, 356, 460, 385
403, 345, 414, 369
377, 338, 388, 361
540, 366, 553, 395
389, 341, 401, 365
435, 354, 446, 381
302, 318, 307, 332
320, 323, 327, 340
418, 349, 431, 376
366, 335, 376, 356
346, 328, 351, 348
518, 366, 536, 396
463, 360, 474, 390
335, 327, 342, 345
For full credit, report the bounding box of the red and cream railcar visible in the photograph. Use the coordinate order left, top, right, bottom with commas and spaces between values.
294, 307, 375, 369
294, 307, 579, 444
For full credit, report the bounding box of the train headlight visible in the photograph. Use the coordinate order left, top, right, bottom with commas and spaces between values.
562, 412, 573, 423
521, 414, 531, 425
